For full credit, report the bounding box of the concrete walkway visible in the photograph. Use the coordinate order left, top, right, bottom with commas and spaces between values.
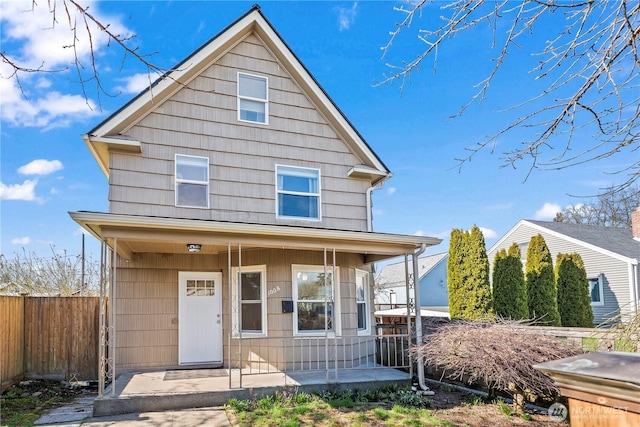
34, 394, 231, 426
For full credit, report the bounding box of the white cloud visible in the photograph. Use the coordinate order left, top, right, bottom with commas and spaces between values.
18, 159, 63, 175
11, 237, 31, 245
479, 227, 497, 238
0, 179, 38, 201
386, 187, 396, 196
115, 72, 158, 94
535, 202, 561, 220
335, 3, 358, 31
414, 230, 425, 236
0, 1, 132, 128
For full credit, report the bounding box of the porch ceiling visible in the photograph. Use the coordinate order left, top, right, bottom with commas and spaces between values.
69, 211, 441, 264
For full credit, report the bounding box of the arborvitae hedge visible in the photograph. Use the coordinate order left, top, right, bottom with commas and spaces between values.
447, 228, 465, 319
525, 234, 561, 326
492, 243, 528, 320
447, 226, 493, 320
556, 253, 594, 327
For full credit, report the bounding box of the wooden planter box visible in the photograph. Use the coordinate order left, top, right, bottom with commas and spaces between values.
534, 352, 640, 427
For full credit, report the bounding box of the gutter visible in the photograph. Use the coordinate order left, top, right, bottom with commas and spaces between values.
412, 243, 432, 393
366, 177, 389, 232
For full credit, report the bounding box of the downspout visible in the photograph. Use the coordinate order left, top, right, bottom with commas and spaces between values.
412, 243, 432, 393
631, 261, 639, 314
366, 177, 389, 232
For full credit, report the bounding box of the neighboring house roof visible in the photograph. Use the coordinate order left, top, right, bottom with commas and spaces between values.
490, 220, 639, 264
376, 252, 448, 288
83, 5, 390, 183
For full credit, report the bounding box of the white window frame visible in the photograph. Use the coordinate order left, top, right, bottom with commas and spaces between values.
237, 72, 268, 125
292, 265, 340, 336
175, 154, 209, 208
588, 274, 605, 306
355, 269, 371, 335
232, 265, 267, 337
275, 165, 321, 221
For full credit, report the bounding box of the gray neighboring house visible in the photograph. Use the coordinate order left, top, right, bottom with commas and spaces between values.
375, 252, 449, 310
487, 214, 640, 325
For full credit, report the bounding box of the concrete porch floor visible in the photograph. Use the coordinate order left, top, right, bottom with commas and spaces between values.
94, 366, 411, 417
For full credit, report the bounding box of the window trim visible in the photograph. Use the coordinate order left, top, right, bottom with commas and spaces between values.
231, 265, 268, 337
175, 154, 210, 209
588, 274, 605, 306
275, 164, 322, 221
292, 264, 340, 336
237, 72, 269, 125
355, 269, 371, 336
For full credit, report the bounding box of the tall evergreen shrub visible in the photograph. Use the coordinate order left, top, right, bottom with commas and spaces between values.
447, 226, 493, 320
492, 243, 528, 320
525, 234, 561, 326
556, 253, 594, 327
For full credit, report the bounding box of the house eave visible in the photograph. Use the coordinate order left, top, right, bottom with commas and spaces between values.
69, 211, 441, 263
83, 135, 142, 179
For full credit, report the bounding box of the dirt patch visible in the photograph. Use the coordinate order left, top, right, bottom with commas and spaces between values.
0, 379, 97, 426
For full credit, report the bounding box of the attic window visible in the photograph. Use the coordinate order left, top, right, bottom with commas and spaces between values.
238, 73, 268, 124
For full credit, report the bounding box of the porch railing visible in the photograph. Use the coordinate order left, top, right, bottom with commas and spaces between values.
229, 331, 411, 387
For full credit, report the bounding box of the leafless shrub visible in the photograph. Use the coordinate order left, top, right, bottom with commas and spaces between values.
594, 308, 640, 352
411, 318, 583, 411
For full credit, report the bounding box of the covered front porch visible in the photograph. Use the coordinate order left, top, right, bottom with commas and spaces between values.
94, 365, 411, 416
70, 212, 441, 415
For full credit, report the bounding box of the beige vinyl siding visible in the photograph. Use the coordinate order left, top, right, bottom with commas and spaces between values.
488, 223, 631, 325
113, 249, 373, 371
108, 34, 371, 231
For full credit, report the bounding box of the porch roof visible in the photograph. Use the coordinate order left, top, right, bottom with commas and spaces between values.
69, 211, 441, 264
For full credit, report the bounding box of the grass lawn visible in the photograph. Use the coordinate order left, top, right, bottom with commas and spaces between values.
225, 383, 565, 426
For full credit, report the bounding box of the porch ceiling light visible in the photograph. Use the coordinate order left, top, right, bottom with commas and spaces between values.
187, 243, 202, 253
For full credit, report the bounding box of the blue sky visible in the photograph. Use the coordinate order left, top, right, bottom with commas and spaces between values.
0, 1, 626, 263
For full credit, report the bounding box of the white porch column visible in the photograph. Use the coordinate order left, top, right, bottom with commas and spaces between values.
110, 238, 117, 397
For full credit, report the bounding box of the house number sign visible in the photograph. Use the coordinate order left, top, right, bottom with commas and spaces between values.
268, 285, 281, 296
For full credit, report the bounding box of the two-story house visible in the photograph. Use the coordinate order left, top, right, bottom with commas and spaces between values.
70, 5, 440, 394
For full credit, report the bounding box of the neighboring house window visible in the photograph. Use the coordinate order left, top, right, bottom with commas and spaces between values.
175, 154, 209, 208
276, 165, 321, 220
232, 265, 267, 336
293, 265, 339, 335
356, 269, 370, 335
238, 73, 268, 124
588, 275, 604, 306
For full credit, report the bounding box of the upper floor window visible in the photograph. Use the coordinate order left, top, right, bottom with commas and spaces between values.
238, 73, 268, 124
276, 165, 320, 220
588, 275, 604, 306
175, 154, 209, 208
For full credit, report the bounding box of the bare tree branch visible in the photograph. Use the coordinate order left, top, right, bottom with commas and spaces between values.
380, 0, 640, 194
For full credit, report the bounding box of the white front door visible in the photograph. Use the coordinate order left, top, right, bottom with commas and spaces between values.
178, 271, 223, 364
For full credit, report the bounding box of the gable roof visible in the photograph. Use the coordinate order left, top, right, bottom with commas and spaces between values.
490, 219, 639, 264
83, 5, 390, 182
376, 252, 448, 288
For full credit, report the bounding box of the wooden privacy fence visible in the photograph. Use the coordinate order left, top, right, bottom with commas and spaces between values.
1, 296, 100, 392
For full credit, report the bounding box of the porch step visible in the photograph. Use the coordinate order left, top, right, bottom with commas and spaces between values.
93, 369, 410, 416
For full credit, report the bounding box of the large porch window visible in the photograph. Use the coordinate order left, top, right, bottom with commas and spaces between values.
293, 265, 339, 335
232, 265, 267, 336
